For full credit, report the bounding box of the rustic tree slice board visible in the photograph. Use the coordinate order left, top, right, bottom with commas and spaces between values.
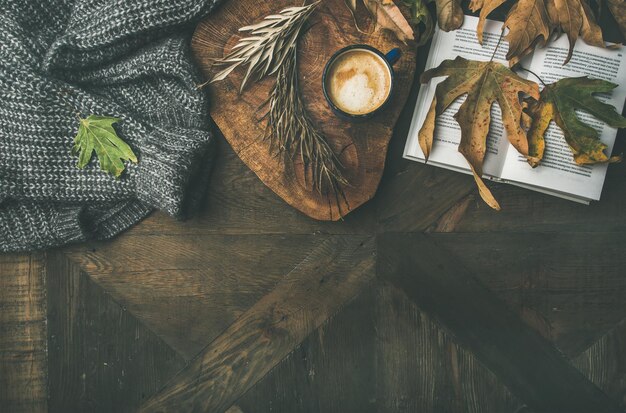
191, 0, 417, 220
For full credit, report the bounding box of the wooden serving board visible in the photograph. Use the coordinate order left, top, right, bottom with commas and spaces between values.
191, 0, 417, 220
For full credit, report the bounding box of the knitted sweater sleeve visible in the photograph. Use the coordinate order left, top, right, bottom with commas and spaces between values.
0, 0, 221, 251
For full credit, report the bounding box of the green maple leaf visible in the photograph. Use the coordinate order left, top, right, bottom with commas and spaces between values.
72, 115, 138, 178
527, 77, 626, 167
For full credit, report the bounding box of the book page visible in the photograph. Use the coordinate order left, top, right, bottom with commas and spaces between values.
403, 16, 515, 178
500, 37, 626, 200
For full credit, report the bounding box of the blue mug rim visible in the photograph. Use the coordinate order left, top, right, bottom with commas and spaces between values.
322, 44, 396, 120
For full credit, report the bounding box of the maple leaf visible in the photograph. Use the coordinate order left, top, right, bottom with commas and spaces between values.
367, 0, 415, 42
72, 115, 137, 178
471, 0, 606, 64
347, 0, 415, 43
551, 0, 605, 63
526, 77, 626, 167
471, 0, 553, 65
419, 57, 540, 210
435, 0, 464, 31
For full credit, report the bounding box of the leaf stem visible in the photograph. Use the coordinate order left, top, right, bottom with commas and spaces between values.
518, 66, 547, 88
489, 27, 505, 62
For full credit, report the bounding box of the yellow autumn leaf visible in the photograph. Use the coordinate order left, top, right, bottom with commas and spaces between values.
419, 57, 540, 210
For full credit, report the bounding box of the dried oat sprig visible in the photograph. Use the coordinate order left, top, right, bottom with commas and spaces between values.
202, 1, 320, 92
262, 45, 349, 208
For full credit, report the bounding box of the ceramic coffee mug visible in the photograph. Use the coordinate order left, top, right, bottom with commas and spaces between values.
322, 45, 401, 120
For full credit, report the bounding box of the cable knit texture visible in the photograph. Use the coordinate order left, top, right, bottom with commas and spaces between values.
0, 0, 221, 252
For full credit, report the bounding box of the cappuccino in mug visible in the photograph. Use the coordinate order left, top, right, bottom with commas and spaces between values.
325, 48, 392, 116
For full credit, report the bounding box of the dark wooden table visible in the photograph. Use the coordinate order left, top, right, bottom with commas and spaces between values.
2, 23, 626, 413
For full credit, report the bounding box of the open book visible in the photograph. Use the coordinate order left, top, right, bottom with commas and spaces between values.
403, 15, 626, 204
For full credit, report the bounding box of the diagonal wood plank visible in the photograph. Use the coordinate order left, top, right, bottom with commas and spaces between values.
46, 253, 185, 413
431, 232, 626, 357
573, 318, 626, 410
233, 280, 524, 413
139, 235, 375, 413
378, 232, 622, 413
64, 234, 334, 359
236, 285, 377, 413
375, 282, 522, 413
0, 253, 47, 413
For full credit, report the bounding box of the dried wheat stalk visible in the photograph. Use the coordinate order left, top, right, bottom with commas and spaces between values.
262, 45, 349, 206
205, 1, 349, 212
202, 2, 320, 92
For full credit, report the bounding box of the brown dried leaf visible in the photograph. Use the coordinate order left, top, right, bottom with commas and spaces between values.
551, 0, 605, 63
471, 0, 553, 65
504, 0, 553, 63
436, 0, 464, 31
363, 0, 415, 42
472, 0, 608, 65
469, 0, 506, 43
418, 98, 437, 160
419, 57, 540, 209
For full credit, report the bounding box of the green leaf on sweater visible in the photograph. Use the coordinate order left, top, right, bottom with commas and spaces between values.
72, 115, 137, 178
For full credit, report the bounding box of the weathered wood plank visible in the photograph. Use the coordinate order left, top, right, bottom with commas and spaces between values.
139, 235, 375, 413
431, 232, 626, 357
64, 234, 337, 358
126, 133, 377, 237
573, 319, 626, 410
0, 253, 47, 413
378, 232, 622, 413
237, 286, 377, 413
375, 165, 475, 233
375, 282, 522, 413
46, 253, 186, 413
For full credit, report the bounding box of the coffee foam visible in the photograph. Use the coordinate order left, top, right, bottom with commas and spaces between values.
326, 49, 391, 115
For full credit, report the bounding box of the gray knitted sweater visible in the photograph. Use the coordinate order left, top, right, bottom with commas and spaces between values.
0, 0, 221, 252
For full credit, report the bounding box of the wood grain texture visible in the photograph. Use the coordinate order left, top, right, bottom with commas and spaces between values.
378, 232, 622, 413
431, 232, 626, 357
573, 320, 626, 409
64, 234, 338, 358
126, 132, 377, 237
46, 253, 186, 413
375, 283, 522, 413
0, 253, 47, 413
375, 163, 475, 232
139, 235, 375, 413
191, 0, 417, 220
235, 281, 523, 413
236, 286, 377, 413
423, 131, 626, 234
